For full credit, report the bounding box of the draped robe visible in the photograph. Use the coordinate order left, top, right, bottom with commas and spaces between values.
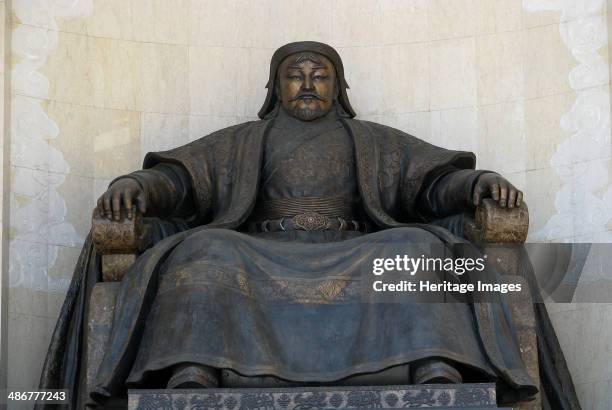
79, 106, 538, 405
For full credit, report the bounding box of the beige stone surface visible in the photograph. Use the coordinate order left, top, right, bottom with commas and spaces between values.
476, 31, 524, 106
523, 23, 576, 99
380, 0, 429, 44
475, 0, 523, 34
189, 46, 242, 117
331, 0, 382, 47
45, 100, 141, 179
429, 0, 477, 40
141, 43, 190, 115
523, 6, 560, 29
92, 107, 141, 179
41, 31, 145, 110
0, 2, 6, 378
189, 0, 240, 47
131, 0, 191, 45
54, 0, 191, 45
429, 37, 477, 110
477, 101, 526, 174
523, 91, 576, 171
382, 43, 430, 114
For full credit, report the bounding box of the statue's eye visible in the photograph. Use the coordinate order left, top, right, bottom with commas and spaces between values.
287, 75, 302, 80
313, 75, 327, 80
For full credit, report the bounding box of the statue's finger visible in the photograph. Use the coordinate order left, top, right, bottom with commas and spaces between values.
499, 184, 508, 207
473, 189, 481, 206
103, 194, 112, 220
96, 196, 103, 214
516, 191, 523, 207
473, 182, 488, 206
112, 192, 121, 221
123, 190, 133, 219
507, 188, 517, 208
490, 183, 500, 201
136, 192, 147, 214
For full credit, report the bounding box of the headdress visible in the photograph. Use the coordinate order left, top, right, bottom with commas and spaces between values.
258, 41, 356, 119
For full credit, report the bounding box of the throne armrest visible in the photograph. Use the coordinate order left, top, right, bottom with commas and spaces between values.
91, 209, 152, 281
463, 198, 529, 244
464, 200, 539, 409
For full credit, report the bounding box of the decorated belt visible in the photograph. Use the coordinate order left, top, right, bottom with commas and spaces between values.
250, 196, 358, 221
249, 212, 370, 233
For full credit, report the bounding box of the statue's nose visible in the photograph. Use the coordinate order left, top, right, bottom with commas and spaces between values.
302, 76, 314, 90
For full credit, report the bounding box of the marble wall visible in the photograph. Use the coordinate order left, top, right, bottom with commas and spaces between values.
1, 0, 611, 408
0, 0, 6, 395
521, 2, 612, 408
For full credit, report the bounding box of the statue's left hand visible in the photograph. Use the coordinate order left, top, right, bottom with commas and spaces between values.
472, 173, 523, 208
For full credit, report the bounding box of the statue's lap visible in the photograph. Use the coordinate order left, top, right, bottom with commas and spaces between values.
125, 225, 494, 386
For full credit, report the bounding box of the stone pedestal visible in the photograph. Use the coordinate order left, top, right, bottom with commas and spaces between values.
128, 383, 511, 409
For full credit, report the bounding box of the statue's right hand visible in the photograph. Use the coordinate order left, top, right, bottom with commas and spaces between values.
96, 178, 146, 221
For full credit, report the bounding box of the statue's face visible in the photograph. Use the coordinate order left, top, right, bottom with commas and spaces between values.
277, 52, 337, 121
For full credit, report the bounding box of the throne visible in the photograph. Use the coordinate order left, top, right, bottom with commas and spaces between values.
85, 200, 538, 409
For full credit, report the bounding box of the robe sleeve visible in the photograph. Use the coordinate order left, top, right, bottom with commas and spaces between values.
417, 168, 497, 219
399, 137, 476, 222
143, 140, 214, 226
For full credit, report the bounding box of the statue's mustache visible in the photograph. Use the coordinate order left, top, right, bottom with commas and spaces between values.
289, 93, 326, 102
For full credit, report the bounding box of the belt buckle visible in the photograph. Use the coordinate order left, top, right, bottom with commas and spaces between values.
293, 212, 328, 231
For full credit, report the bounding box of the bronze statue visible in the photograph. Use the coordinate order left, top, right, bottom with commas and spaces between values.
39, 41, 553, 409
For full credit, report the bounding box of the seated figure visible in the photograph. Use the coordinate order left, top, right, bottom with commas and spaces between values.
40, 41, 539, 407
